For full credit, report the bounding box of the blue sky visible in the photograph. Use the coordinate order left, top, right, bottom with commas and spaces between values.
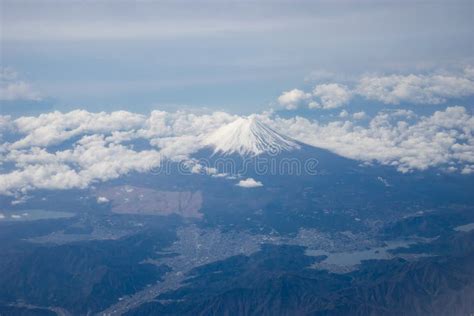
1, 0, 474, 114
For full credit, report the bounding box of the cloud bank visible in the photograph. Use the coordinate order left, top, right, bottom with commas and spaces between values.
267, 106, 474, 173
278, 67, 474, 109
0, 106, 473, 195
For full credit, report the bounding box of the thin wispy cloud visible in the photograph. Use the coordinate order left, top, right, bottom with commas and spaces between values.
2, 1, 473, 112
0, 69, 41, 101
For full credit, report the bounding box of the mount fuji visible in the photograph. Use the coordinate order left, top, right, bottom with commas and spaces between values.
203, 116, 300, 156
191, 115, 367, 179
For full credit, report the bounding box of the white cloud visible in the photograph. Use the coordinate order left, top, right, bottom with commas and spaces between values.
0, 69, 41, 101
311, 83, 352, 109
356, 73, 474, 105
339, 110, 349, 118
11, 110, 146, 149
97, 196, 109, 204
277, 89, 311, 110
1, 106, 473, 195
352, 111, 367, 120
269, 106, 474, 173
0, 163, 88, 194
461, 165, 474, 175
236, 178, 263, 188
278, 84, 351, 110
0, 134, 163, 194
0, 81, 41, 101
279, 68, 474, 109
389, 109, 416, 118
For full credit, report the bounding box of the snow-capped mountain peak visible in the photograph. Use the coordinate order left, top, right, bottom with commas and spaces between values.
204, 116, 300, 156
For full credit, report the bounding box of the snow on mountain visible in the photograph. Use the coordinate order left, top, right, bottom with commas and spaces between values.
204, 116, 300, 156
